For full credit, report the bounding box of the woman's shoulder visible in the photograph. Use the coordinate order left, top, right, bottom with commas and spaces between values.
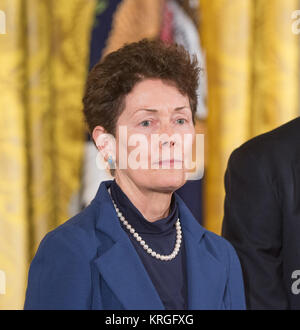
37, 202, 99, 260
201, 227, 240, 268
176, 191, 239, 266
25, 204, 100, 309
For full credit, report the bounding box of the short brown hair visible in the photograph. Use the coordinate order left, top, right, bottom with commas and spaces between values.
83, 38, 200, 137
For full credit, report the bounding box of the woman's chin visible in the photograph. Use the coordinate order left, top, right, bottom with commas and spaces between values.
144, 170, 186, 191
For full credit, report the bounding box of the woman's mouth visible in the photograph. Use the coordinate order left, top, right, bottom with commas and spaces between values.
155, 159, 184, 167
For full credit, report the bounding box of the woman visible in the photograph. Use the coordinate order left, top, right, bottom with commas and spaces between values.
24, 39, 245, 310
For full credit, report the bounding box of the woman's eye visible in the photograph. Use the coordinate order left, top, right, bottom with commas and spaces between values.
140, 120, 151, 127
176, 118, 186, 125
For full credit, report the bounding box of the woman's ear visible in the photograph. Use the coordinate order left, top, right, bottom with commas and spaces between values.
92, 126, 116, 162
93, 126, 107, 159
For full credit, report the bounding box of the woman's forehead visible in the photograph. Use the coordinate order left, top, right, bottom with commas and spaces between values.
122, 79, 190, 116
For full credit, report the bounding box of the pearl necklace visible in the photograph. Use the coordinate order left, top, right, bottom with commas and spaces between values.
108, 188, 182, 261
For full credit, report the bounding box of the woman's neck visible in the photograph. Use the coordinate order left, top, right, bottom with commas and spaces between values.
114, 176, 172, 223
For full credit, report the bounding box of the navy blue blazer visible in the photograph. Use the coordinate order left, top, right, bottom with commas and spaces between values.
24, 180, 246, 310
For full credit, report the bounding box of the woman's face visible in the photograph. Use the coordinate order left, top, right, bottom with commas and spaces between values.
114, 78, 195, 193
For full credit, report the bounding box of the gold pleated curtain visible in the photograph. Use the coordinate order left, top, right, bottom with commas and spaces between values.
200, 0, 300, 234
0, 0, 95, 309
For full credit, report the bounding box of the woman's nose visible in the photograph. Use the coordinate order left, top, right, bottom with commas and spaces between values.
159, 129, 177, 148
158, 122, 176, 141
160, 139, 175, 147
156, 120, 182, 149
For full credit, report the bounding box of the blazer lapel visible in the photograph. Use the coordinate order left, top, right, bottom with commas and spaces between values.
93, 181, 165, 310
176, 194, 227, 310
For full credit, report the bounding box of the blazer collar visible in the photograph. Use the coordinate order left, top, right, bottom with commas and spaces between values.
92, 180, 226, 310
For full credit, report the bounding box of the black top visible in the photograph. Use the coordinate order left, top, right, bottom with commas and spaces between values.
109, 179, 188, 310
222, 116, 300, 309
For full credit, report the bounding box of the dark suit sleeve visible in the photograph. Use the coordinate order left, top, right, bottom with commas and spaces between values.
24, 228, 93, 310
222, 147, 288, 309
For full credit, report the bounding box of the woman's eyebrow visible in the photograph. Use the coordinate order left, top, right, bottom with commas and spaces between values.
134, 106, 189, 113
135, 108, 158, 113
174, 106, 190, 111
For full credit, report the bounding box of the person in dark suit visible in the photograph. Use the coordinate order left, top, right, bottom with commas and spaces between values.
24, 39, 245, 310
222, 116, 300, 309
